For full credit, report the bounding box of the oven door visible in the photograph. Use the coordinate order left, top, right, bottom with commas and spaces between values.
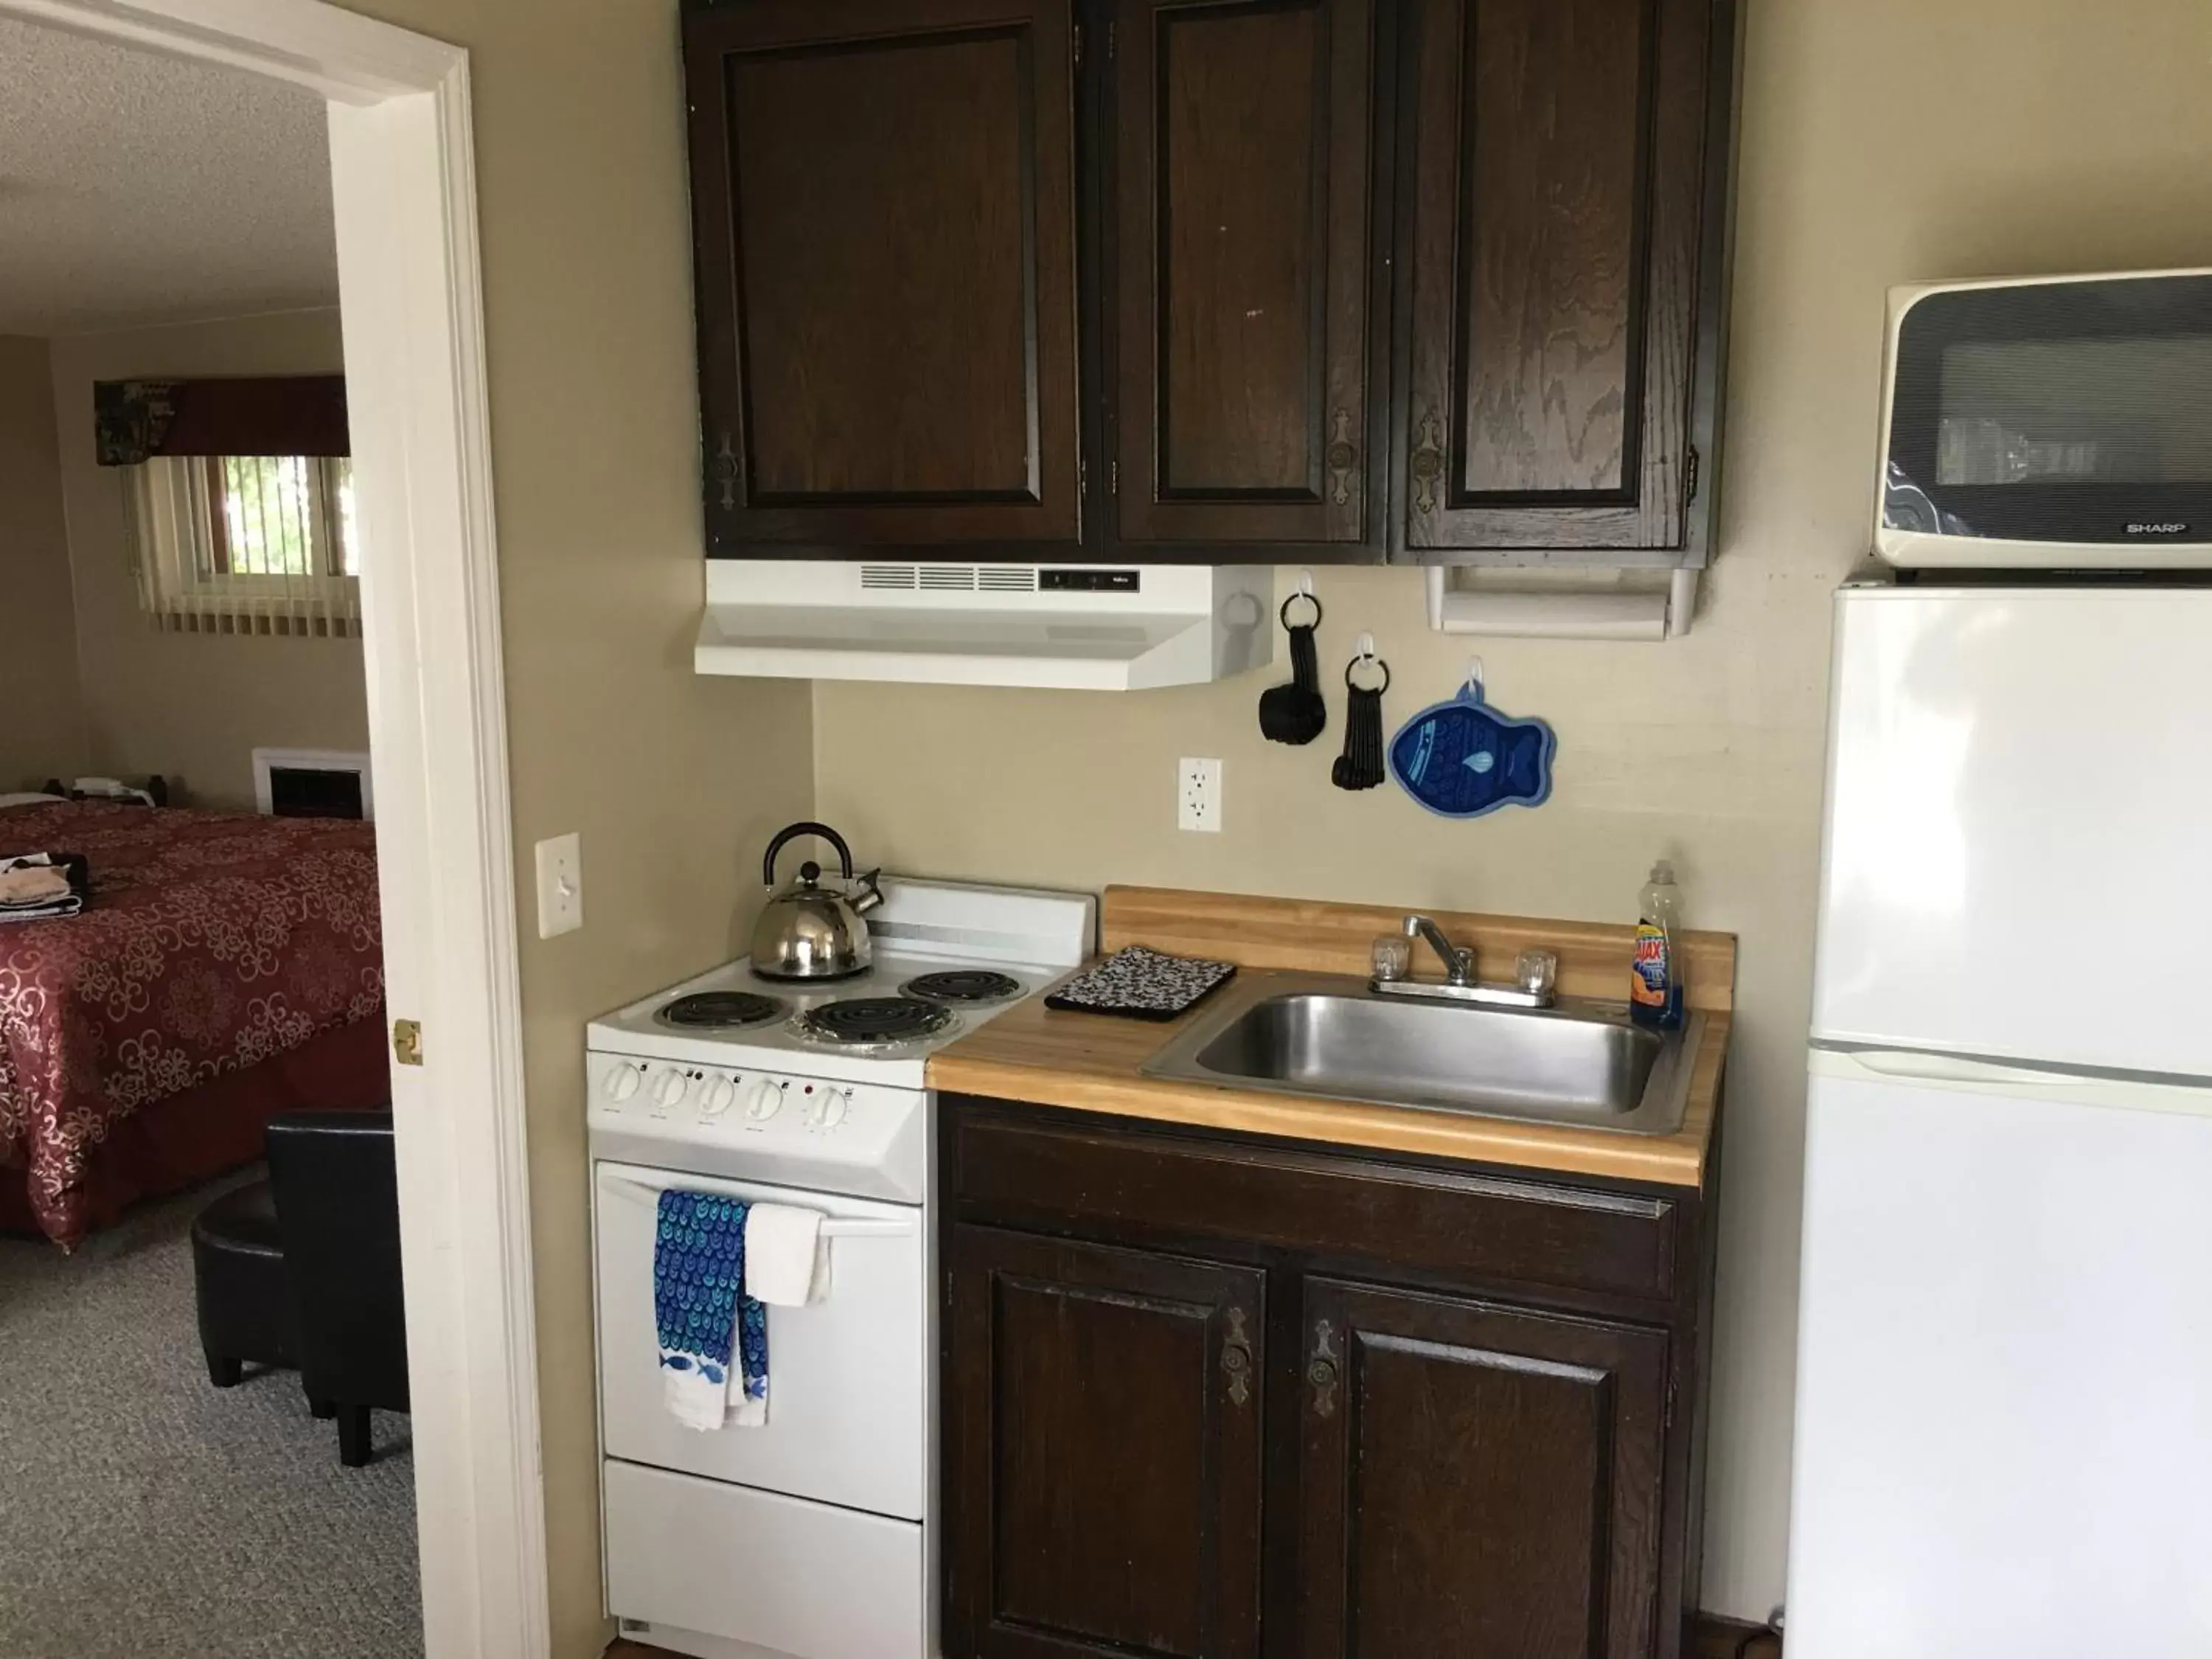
592, 1159, 928, 1520
1879, 269, 2212, 566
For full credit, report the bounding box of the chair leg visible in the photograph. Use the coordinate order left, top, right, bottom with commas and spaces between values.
336, 1404, 373, 1467
206, 1352, 242, 1388
308, 1394, 337, 1419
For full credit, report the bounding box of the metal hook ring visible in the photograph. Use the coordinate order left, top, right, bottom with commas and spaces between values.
1280, 591, 1324, 631
1345, 653, 1391, 695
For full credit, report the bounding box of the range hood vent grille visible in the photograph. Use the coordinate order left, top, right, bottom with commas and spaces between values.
859, 563, 1041, 595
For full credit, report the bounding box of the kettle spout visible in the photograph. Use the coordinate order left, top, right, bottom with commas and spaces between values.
849, 868, 886, 915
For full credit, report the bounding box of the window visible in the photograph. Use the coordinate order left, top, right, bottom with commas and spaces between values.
126, 454, 361, 636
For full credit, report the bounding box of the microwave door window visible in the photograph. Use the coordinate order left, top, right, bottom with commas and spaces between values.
1936, 335, 2212, 487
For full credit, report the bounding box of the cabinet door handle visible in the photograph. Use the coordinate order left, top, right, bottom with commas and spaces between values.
1409, 412, 1444, 517
1220, 1307, 1254, 1408
711, 431, 739, 512
1307, 1318, 1340, 1418
1326, 408, 1359, 507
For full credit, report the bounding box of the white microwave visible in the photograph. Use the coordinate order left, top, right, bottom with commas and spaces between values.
1876, 268, 2212, 568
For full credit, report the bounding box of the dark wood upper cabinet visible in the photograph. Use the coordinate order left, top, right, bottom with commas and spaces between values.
1395, 0, 1731, 557
945, 1224, 1265, 1659
682, 0, 1736, 561
684, 0, 1082, 549
1296, 1278, 1670, 1659
1108, 0, 1379, 546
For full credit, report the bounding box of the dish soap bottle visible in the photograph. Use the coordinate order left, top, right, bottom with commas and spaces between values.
1630, 860, 1685, 1032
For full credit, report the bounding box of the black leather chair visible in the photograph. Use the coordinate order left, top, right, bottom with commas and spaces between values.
265, 1111, 410, 1467
192, 1178, 299, 1388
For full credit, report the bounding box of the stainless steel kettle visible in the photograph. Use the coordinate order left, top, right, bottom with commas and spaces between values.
750, 821, 884, 981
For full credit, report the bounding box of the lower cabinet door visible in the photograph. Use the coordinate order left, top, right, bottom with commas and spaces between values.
1296, 1277, 1670, 1659
945, 1225, 1265, 1659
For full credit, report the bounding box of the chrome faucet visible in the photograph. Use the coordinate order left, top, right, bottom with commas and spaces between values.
1373, 914, 1557, 1009
1404, 914, 1476, 986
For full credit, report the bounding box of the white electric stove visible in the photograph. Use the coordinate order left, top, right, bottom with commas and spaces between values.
586, 876, 1093, 1659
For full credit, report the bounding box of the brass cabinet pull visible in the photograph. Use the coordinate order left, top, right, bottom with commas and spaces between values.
1409, 411, 1444, 517
1221, 1307, 1254, 1408
1307, 1318, 1340, 1417
1326, 408, 1359, 507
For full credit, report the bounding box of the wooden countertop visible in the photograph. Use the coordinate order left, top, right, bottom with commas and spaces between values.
928, 886, 1734, 1191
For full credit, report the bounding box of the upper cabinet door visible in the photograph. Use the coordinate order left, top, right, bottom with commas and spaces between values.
1397, 0, 1720, 555
685, 0, 1082, 550
1110, 0, 1377, 546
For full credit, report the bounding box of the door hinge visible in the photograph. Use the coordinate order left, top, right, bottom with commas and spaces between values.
1078, 453, 1088, 499
1663, 1376, 1677, 1431
1685, 445, 1701, 505
392, 1018, 423, 1068
1109, 459, 1119, 496
1073, 20, 1083, 68
1107, 20, 1117, 58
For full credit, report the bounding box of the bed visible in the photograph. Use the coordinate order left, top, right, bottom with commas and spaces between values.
0, 797, 387, 1248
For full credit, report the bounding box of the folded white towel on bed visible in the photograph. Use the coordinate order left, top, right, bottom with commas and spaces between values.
0, 853, 87, 922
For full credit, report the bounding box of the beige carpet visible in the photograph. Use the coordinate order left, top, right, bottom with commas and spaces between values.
0, 1171, 422, 1658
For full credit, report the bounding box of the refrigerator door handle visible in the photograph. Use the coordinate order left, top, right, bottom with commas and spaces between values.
1840, 1048, 2086, 1088
1812, 1043, 2212, 1118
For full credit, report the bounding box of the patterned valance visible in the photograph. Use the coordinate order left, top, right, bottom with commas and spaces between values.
94, 375, 349, 467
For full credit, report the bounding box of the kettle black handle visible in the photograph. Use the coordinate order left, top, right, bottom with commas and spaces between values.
763, 821, 855, 888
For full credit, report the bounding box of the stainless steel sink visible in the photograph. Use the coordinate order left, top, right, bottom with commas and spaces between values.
1141, 973, 1698, 1135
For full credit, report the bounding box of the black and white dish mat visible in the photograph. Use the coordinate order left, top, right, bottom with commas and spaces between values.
1044, 945, 1237, 1021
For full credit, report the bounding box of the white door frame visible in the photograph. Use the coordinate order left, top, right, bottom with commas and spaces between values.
1, 4, 549, 1656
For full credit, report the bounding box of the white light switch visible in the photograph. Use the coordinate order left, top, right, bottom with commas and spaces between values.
535, 832, 583, 939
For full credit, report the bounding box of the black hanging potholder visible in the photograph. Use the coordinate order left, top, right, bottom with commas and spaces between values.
1043, 945, 1238, 1022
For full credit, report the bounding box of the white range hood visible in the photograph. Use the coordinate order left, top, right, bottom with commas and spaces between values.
696, 561, 1276, 690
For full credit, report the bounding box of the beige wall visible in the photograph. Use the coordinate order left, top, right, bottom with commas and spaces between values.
327, 4, 818, 1655
46, 310, 369, 808
0, 335, 86, 789
815, 0, 2212, 1621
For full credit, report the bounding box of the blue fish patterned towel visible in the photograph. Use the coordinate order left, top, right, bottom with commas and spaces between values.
654, 1190, 768, 1430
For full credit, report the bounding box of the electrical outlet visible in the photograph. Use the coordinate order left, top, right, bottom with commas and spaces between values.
535, 832, 583, 939
1178, 757, 1222, 833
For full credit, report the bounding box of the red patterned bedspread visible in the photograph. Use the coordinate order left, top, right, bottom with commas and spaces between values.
0, 800, 383, 1245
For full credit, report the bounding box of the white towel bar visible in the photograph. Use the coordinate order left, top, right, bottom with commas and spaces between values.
600, 1175, 914, 1239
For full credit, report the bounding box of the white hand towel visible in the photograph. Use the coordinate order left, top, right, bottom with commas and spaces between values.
745, 1203, 830, 1307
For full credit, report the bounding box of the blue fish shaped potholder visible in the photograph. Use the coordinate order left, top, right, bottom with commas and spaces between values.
1388, 675, 1555, 819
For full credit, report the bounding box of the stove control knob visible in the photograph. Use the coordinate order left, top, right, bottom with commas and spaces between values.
650, 1068, 690, 1110
745, 1078, 786, 1121
818, 1087, 852, 1130
698, 1074, 737, 1118
603, 1064, 642, 1105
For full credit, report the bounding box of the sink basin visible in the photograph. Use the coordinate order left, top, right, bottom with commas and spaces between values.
1141, 973, 1697, 1135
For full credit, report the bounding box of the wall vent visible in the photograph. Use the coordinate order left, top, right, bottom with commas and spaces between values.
860, 564, 921, 590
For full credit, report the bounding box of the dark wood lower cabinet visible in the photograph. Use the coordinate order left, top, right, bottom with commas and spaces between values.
945, 1225, 1265, 1659
1296, 1279, 1669, 1659
942, 1098, 1722, 1659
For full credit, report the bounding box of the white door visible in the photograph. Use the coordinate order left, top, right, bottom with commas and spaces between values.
1814, 586, 2212, 1074
592, 1160, 928, 1520
1787, 1048, 2212, 1659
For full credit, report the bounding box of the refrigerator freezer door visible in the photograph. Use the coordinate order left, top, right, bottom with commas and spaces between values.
1814, 586, 2212, 1076
1787, 1049, 2212, 1659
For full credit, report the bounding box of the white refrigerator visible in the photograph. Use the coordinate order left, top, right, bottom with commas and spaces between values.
1788, 585, 2212, 1658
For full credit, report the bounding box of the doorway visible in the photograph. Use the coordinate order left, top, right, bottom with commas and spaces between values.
0, 1, 546, 1654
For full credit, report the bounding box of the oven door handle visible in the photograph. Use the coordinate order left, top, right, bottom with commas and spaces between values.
599, 1173, 915, 1238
